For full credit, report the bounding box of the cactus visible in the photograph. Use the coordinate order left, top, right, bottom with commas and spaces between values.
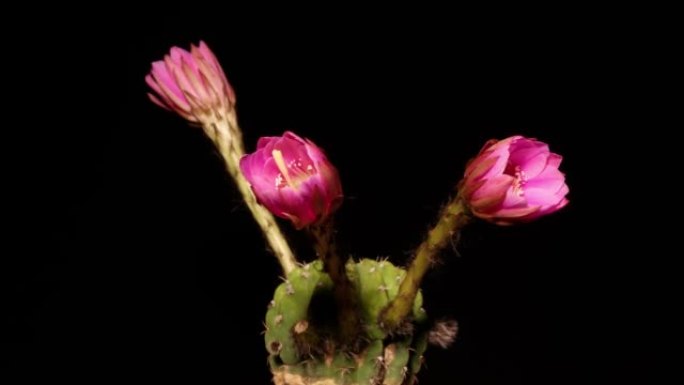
266, 259, 428, 385
145, 41, 570, 385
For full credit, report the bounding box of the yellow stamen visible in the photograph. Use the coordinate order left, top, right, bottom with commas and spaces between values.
272, 149, 295, 189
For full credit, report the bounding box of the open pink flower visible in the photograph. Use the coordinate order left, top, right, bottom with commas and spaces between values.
145, 41, 235, 122
240, 132, 343, 229
460, 136, 569, 225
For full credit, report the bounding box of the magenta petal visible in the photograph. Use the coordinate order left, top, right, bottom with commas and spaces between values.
532, 161, 565, 181
151, 61, 185, 101
283, 131, 306, 143
169, 47, 184, 65
179, 58, 209, 102
520, 151, 548, 179
197, 41, 235, 103
192, 49, 224, 101
470, 177, 514, 216
536, 197, 569, 217
198, 41, 224, 77
310, 167, 342, 215
239, 155, 257, 180
499, 188, 527, 210
554, 197, 569, 210
240, 131, 342, 228
509, 139, 550, 177
525, 174, 565, 195
475, 139, 501, 155
179, 48, 200, 74
145, 41, 235, 121
146, 75, 174, 110
168, 61, 197, 103
303, 141, 330, 165
151, 64, 192, 113
277, 137, 313, 165
198, 42, 217, 65
523, 187, 559, 207
472, 138, 517, 181
145, 74, 164, 97
554, 184, 570, 199
464, 155, 499, 184
492, 206, 540, 219
460, 178, 486, 200
260, 157, 283, 187
461, 135, 569, 225
147, 93, 171, 110
546, 153, 563, 168
253, 187, 281, 216
256, 136, 279, 150
470, 175, 513, 203
277, 186, 317, 228
276, 136, 302, 154
243, 151, 275, 188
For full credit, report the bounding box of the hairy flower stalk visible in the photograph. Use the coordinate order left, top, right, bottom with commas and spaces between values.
383, 136, 569, 330
146, 41, 296, 274
214, 124, 297, 274
381, 196, 470, 330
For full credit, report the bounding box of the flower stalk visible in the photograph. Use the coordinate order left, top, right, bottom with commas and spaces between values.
309, 221, 359, 342
206, 114, 297, 275
381, 196, 470, 330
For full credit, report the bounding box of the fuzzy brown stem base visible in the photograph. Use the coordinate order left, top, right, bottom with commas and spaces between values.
310, 222, 360, 343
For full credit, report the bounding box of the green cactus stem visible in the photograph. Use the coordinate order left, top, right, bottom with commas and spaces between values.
381, 196, 469, 331
266, 260, 428, 385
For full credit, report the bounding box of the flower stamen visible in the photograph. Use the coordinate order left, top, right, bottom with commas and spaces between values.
512, 166, 527, 197
272, 149, 296, 189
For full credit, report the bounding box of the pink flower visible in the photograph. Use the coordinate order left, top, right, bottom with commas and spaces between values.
145, 41, 235, 122
239, 132, 343, 229
460, 136, 569, 225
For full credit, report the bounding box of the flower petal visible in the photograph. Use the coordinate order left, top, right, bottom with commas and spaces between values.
240, 132, 342, 228
145, 42, 236, 122
461, 135, 568, 225
147, 93, 171, 111
508, 138, 550, 178
470, 175, 514, 213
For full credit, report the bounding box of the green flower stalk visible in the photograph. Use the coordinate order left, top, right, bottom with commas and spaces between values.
381, 196, 470, 331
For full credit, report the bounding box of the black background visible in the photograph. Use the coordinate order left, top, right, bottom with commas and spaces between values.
3, 12, 655, 384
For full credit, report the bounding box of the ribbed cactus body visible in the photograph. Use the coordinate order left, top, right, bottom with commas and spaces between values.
266, 259, 428, 385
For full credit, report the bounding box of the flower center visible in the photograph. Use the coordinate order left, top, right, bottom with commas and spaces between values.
272, 149, 315, 189
505, 163, 527, 197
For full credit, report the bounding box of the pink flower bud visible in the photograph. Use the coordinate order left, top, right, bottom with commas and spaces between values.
460, 136, 569, 225
239, 132, 343, 229
145, 41, 235, 122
